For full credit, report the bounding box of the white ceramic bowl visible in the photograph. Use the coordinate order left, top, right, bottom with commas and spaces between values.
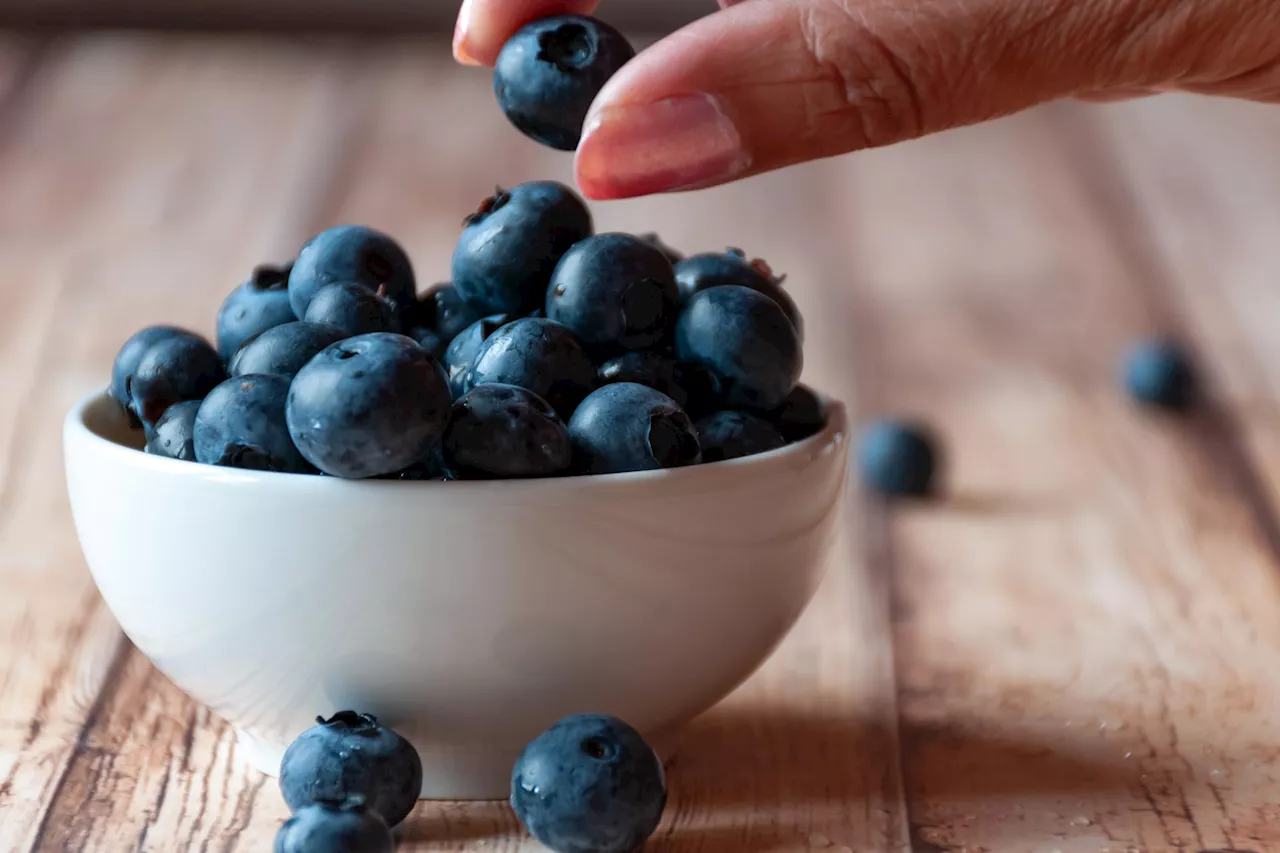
63, 391, 849, 799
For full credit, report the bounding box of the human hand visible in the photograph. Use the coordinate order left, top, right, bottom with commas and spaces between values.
454, 0, 1280, 200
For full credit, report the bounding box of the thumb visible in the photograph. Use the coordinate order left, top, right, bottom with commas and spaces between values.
574, 0, 1279, 199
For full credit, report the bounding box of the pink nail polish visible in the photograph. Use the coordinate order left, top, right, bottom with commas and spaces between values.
576, 94, 750, 199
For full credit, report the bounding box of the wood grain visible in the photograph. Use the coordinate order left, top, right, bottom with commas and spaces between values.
3, 32, 1280, 853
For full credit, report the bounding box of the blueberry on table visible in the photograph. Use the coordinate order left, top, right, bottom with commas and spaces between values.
546, 233, 681, 352
286, 333, 451, 479
274, 797, 394, 853
597, 351, 689, 408
215, 262, 297, 360
858, 419, 938, 498
230, 321, 347, 379
289, 225, 416, 321
567, 383, 701, 474
1122, 338, 1197, 410
303, 281, 400, 337
465, 318, 596, 421
511, 713, 666, 853
144, 399, 201, 461
441, 384, 572, 480
280, 711, 423, 829
109, 325, 190, 427
443, 314, 511, 398
494, 15, 635, 151
452, 181, 592, 315
675, 249, 803, 339
675, 285, 802, 411
126, 332, 227, 431
696, 410, 786, 463
194, 375, 313, 473
761, 384, 827, 443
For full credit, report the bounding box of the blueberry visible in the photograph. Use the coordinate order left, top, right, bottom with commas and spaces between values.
1122, 338, 1196, 410
286, 333, 451, 479
303, 281, 400, 337
452, 182, 592, 315
443, 314, 510, 397
674, 285, 802, 411
510, 713, 666, 853
230, 321, 347, 379
194, 375, 313, 473
215, 262, 297, 360
109, 325, 190, 427
567, 383, 701, 474
761, 384, 826, 443
421, 282, 487, 344
494, 15, 635, 150
675, 249, 803, 339
546, 233, 681, 352
441, 384, 571, 480
858, 419, 938, 497
406, 326, 447, 361
144, 399, 201, 461
127, 332, 227, 431
274, 797, 394, 853
597, 351, 688, 408
279, 711, 423, 829
466, 318, 595, 420
289, 226, 415, 320
638, 233, 683, 265
696, 411, 786, 463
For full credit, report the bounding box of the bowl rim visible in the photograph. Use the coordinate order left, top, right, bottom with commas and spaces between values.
65, 389, 849, 494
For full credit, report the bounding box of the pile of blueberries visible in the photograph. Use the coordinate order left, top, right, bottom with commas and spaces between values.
107, 181, 825, 481
275, 710, 665, 853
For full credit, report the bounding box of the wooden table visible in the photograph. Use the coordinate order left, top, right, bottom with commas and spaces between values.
2, 30, 1280, 853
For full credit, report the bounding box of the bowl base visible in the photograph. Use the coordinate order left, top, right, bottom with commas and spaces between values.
235, 726, 681, 801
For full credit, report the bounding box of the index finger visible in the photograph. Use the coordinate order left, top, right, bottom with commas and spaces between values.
454, 0, 601, 66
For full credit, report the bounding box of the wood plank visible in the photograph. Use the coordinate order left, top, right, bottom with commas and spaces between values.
0, 35, 366, 851
831, 106, 1280, 852
29, 38, 906, 851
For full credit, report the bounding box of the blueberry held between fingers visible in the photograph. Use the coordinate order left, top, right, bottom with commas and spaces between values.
303, 281, 400, 337
194, 375, 313, 473
762, 384, 827, 443
274, 797, 394, 853
858, 419, 938, 497
597, 351, 689, 408
696, 410, 786, 463
452, 182, 592, 315
494, 15, 635, 151
230, 321, 347, 379
109, 325, 190, 426
567, 383, 701, 474
511, 713, 666, 853
215, 262, 297, 360
145, 399, 201, 461
286, 333, 451, 479
289, 226, 415, 321
546, 233, 681, 352
443, 314, 510, 397
1122, 338, 1197, 410
441, 384, 571, 479
127, 332, 227, 431
675, 285, 802, 411
675, 249, 803, 339
279, 711, 423, 829
466, 318, 596, 420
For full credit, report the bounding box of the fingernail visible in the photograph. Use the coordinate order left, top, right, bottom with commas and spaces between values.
575, 94, 750, 199
453, 0, 482, 65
